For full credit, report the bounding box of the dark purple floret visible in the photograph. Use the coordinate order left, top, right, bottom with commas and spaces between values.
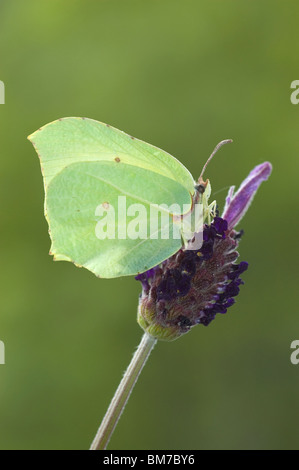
156, 268, 192, 301
213, 217, 228, 237
224, 281, 240, 297
175, 274, 192, 297
203, 225, 217, 241
228, 261, 248, 280
156, 277, 175, 301
223, 298, 235, 308
199, 313, 216, 327
135, 266, 161, 294
144, 267, 157, 278
180, 258, 196, 277
197, 238, 214, 260
135, 272, 150, 293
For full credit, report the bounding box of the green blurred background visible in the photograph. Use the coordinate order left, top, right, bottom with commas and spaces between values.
0, 0, 298, 450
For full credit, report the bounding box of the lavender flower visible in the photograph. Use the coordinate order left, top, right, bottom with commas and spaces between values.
136, 162, 272, 341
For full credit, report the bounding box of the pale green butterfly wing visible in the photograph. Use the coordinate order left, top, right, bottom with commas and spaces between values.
28, 117, 195, 191
28, 117, 196, 278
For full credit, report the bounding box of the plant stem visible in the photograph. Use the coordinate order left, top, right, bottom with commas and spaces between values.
90, 332, 157, 450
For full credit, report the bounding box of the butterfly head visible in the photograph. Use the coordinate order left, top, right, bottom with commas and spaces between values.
194, 176, 208, 194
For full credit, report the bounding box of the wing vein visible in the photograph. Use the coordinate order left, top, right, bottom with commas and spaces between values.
84, 171, 175, 214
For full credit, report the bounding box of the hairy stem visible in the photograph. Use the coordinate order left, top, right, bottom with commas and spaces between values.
90, 332, 157, 450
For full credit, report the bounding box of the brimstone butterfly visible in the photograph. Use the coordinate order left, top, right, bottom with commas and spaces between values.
28, 117, 227, 278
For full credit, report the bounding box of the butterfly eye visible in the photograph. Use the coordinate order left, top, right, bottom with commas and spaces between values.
194, 183, 206, 194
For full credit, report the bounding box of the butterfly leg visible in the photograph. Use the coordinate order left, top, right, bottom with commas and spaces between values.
207, 200, 217, 225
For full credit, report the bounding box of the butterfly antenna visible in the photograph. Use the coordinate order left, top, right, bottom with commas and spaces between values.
199, 139, 233, 180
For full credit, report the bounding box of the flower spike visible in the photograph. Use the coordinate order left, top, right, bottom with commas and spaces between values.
136, 161, 272, 341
